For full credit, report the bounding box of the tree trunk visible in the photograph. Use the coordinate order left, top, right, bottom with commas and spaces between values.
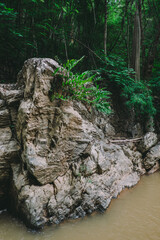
144, 21, 160, 80
132, 1, 141, 81
127, 15, 130, 68
141, 0, 146, 79
104, 0, 108, 57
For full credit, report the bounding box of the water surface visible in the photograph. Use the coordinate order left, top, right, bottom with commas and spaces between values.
1, 172, 160, 240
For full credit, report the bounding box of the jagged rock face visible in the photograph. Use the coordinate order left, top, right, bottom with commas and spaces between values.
16, 58, 65, 185
10, 58, 146, 229
137, 132, 158, 153
0, 58, 160, 229
0, 84, 21, 209
143, 143, 160, 170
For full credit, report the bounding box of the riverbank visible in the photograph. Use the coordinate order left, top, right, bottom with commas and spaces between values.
0, 58, 160, 229
0, 172, 160, 239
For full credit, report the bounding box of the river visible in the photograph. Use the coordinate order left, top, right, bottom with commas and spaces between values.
0, 172, 160, 240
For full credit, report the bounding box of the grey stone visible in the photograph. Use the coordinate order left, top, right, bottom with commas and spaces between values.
143, 143, 160, 170
0, 127, 20, 208
104, 123, 115, 136
138, 132, 158, 153
0, 100, 5, 110
131, 123, 143, 137
148, 161, 159, 174
0, 87, 23, 105
0, 109, 10, 127
0, 127, 12, 144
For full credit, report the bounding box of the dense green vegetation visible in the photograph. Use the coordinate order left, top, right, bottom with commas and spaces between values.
51, 57, 112, 114
0, 0, 160, 121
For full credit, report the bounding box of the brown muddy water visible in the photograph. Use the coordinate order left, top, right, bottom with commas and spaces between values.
1, 172, 160, 240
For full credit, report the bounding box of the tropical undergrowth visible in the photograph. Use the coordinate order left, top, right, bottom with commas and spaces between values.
51, 55, 156, 119
97, 55, 156, 118
51, 57, 112, 115
149, 66, 160, 129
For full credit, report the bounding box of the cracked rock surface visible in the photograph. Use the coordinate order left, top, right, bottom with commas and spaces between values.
0, 84, 21, 209
0, 58, 159, 229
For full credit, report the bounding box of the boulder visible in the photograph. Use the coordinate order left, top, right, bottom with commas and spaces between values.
143, 143, 160, 170
9, 58, 146, 228
0, 58, 150, 229
138, 132, 158, 153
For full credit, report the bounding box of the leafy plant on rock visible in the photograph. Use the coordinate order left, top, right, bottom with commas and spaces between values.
51, 57, 112, 115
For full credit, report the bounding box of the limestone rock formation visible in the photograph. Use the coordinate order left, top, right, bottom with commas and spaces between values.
137, 132, 158, 153
143, 143, 160, 170
0, 58, 159, 229
0, 85, 21, 209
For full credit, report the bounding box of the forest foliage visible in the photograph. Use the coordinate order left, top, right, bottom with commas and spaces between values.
0, 0, 160, 119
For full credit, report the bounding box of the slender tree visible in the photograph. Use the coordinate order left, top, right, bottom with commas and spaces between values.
104, 0, 108, 57
132, 0, 141, 81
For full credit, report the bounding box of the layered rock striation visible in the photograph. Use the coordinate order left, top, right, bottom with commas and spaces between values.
0, 84, 22, 208
0, 58, 160, 228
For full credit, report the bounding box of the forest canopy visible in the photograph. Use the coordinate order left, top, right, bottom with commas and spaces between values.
0, 0, 160, 119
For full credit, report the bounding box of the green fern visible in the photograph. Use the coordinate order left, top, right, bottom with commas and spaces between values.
52, 58, 112, 114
